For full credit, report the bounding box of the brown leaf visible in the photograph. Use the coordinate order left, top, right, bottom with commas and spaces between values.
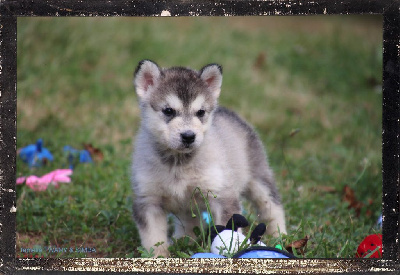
253, 52, 266, 70
285, 236, 309, 255
342, 185, 363, 217
33, 88, 42, 97
334, 134, 343, 144
289, 128, 301, 137
287, 107, 302, 116
368, 198, 374, 205
83, 143, 104, 162
366, 76, 379, 88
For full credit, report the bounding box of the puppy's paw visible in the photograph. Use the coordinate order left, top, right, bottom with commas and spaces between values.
153, 243, 170, 258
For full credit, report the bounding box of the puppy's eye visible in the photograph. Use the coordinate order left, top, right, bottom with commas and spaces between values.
196, 109, 205, 117
162, 108, 176, 117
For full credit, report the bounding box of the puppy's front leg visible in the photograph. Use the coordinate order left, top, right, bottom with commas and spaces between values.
133, 197, 169, 257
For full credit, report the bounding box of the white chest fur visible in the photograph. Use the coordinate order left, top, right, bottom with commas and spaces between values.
145, 159, 224, 203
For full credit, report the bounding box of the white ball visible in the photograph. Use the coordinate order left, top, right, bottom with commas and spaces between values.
211, 230, 249, 256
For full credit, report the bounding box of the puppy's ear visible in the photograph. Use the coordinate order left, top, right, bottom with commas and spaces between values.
199, 64, 223, 99
134, 60, 161, 99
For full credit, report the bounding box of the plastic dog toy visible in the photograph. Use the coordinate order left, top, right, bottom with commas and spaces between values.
19, 139, 53, 167
355, 234, 382, 258
191, 214, 295, 258
63, 145, 92, 169
17, 169, 73, 192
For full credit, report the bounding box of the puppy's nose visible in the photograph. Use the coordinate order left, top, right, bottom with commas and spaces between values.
181, 131, 196, 145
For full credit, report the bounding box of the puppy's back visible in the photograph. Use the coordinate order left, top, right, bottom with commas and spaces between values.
207, 107, 271, 180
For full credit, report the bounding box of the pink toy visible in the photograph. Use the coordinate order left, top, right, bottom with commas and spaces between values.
17, 169, 73, 191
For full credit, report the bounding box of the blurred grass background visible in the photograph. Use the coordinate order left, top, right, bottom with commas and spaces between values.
16, 16, 382, 258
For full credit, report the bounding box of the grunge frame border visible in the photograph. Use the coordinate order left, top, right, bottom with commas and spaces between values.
0, 0, 399, 273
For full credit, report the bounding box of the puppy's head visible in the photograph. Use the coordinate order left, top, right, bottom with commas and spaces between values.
134, 60, 222, 153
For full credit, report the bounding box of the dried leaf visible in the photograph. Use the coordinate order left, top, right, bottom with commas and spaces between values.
285, 235, 309, 255
287, 107, 302, 116
365, 198, 374, 218
342, 185, 363, 217
34, 88, 42, 97
368, 198, 374, 205
366, 76, 379, 88
253, 52, 266, 70
289, 128, 301, 137
334, 134, 343, 144
83, 143, 104, 162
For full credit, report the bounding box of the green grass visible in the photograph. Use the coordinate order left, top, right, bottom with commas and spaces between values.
16, 16, 382, 258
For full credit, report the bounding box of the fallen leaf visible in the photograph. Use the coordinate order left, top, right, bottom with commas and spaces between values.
83, 143, 104, 162
365, 198, 375, 218
334, 134, 343, 144
343, 185, 363, 217
289, 128, 301, 137
368, 198, 374, 205
285, 236, 309, 255
366, 76, 379, 88
34, 88, 42, 97
253, 52, 266, 70
287, 107, 302, 116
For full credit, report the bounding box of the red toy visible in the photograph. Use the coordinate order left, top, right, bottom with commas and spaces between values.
355, 234, 382, 258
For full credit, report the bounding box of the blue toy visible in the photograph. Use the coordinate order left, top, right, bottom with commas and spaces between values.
19, 139, 54, 167
233, 246, 294, 258
202, 211, 212, 224
191, 214, 295, 259
377, 214, 382, 228
63, 145, 93, 169
192, 246, 295, 259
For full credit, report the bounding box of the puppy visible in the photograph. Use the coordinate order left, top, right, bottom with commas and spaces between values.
131, 60, 286, 257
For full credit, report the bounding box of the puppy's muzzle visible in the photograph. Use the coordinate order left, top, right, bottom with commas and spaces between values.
181, 130, 196, 145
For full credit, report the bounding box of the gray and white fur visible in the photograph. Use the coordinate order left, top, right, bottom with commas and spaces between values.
131, 60, 286, 257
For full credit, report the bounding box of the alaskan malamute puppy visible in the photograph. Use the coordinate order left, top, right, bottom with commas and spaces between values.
131, 60, 286, 257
